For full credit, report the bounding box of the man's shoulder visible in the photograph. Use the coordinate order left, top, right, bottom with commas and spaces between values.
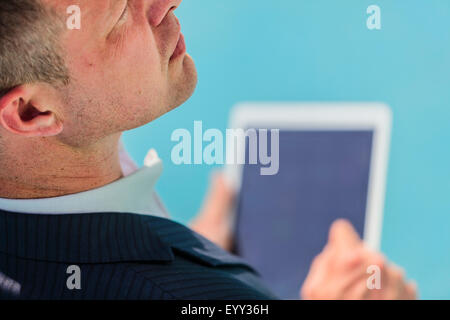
89, 214, 277, 299
83, 253, 276, 300
0, 211, 277, 300
0, 240, 276, 300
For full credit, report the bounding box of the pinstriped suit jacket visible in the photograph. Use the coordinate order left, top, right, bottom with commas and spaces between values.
0, 210, 277, 300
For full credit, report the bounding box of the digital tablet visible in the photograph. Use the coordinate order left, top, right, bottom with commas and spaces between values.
225, 102, 392, 299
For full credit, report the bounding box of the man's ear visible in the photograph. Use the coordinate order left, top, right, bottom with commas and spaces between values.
0, 85, 63, 137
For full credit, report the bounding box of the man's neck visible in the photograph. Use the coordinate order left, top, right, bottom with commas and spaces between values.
0, 134, 123, 199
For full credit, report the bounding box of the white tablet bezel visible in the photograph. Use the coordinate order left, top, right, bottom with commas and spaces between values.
225, 102, 392, 250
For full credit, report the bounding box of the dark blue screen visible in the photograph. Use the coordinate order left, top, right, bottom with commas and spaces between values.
235, 130, 373, 299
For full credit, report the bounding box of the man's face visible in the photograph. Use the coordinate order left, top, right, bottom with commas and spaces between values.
51, 0, 197, 145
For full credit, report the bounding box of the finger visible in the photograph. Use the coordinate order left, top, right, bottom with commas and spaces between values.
405, 281, 418, 300
340, 257, 385, 300
196, 171, 234, 223
301, 246, 341, 299
302, 246, 368, 300
328, 219, 362, 250
394, 280, 417, 300
330, 249, 386, 299
382, 264, 407, 299
302, 259, 369, 300
301, 253, 328, 299
189, 171, 235, 250
334, 251, 378, 292
342, 280, 372, 300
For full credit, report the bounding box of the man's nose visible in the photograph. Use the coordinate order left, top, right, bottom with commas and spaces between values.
172, 0, 182, 9
147, 0, 183, 27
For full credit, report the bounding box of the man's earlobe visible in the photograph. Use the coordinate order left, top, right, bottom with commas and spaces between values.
0, 86, 63, 137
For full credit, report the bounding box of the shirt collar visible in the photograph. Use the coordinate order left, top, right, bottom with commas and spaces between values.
0, 148, 168, 218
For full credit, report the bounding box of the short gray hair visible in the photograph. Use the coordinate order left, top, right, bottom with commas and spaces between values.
0, 0, 69, 96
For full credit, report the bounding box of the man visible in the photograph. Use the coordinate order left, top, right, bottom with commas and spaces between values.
0, 0, 415, 299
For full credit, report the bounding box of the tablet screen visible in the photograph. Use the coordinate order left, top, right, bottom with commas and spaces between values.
234, 129, 374, 299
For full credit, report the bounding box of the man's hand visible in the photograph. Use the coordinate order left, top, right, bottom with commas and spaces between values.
190, 177, 417, 300
189, 172, 234, 251
301, 219, 417, 300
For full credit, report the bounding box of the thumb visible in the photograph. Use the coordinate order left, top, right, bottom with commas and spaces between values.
198, 171, 234, 222
189, 171, 235, 250
328, 219, 361, 249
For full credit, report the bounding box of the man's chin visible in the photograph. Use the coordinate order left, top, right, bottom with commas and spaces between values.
169, 54, 198, 109
123, 55, 198, 132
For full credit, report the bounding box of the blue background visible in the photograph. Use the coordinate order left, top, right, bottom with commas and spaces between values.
123, 0, 450, 299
